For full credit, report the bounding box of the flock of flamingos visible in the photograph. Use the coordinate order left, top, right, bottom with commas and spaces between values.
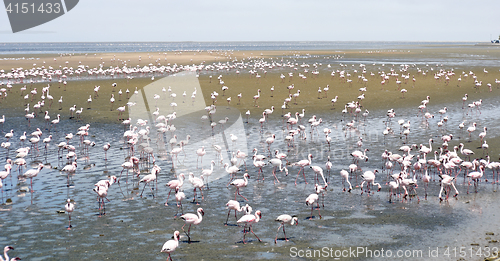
0, 52, 498, 260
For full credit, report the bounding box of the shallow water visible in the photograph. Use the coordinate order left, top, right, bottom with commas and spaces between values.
1, 57, 500, 261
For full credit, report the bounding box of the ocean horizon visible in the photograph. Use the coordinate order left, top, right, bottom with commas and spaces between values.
0, 41, 482, 54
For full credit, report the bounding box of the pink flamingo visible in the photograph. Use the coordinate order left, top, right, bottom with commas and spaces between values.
253, 89, 261, 107
467, 165, 484, 194
22, 163, 44, 193
229, 173, 249, 201
165, 173, 185, 206
237, 210, 262, 244
93, 184, 109, 216
161, 231, 180, 261
274, 214, 299, 244
103, 143, 111, 160
225, 200, 246, 225
360, 170, 381, 195
139, 165, 160, 197
65, 199, 75, 230
180, 207, 204, 243
305, 192, 321, 219
340, 169, 352, 192
292, 153, 313, 185
196, 146, 206, 168
274, 214, 298, 243
188, 172, 204, 204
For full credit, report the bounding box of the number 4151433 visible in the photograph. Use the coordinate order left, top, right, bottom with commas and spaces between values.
5, 2, 61, 14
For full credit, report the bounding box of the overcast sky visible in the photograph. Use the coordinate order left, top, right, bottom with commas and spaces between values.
1, 0, 499, 42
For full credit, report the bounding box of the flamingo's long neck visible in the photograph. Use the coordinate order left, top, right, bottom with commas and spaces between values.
197, 211, 203, 222
178, 175, 184, 187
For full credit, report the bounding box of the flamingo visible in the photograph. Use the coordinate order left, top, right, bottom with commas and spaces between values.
51, 114, 60, 130
351, 148, 369, 164
479, 127, 487, 143
438, 174, 459, 201
161, 231, 180, 261
109, 94, 115, 111
305, 192, 321, 219
360, 170, 381, 195
229, 173, 249, 201
235, 150, 248, 170
292, 153, 313, 185
467, 165, 484, 194
223, 163, 240, 184
0, 246, 16, 261
274, 214, 298, 243
188, 172, 204, 204
120, 156, 139, 181
225, 200, 246, 225
180, 207, 204, 243
459, 143, 474, 161
265, 134, 276, 153
201, 160, 215, 189
22, 163, 44, 193
253, 157, 266, 181
173, 187, 186, 215
237, 210, 262, 244
93, 184, 109, 216
0, 165, 11, 195
268, 158, 288, 184
65, 199, 75, 230
196, 146, 206, 168
165, 173, 185, 206
103, 143, 111, 160
4, 130, 13, 141
139, 165, 160, 197
253, 89, 261, 107
340, 169, 352, 192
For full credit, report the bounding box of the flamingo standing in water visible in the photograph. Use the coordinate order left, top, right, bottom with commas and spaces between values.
253, 89, 261, 107
165, 173, 185, 206
225, 200, 246, 225
196, 146, 206, 168
103, 143, 111, 160
161, 231, 180, 261
274, 214, 298, 243
23, 163, 44, 193
438, 174, 459, 201
305, 191, 321, 219
188, 172, 204, 204
467, 165, 484, 194
180, 207, 204, 243
109, 94, 115, 111
340, 169, 352, 192
65, 198, 75, 230
139, 165, 160, 197
237, 210, 262, 244
292, 153, 313, 185
201, 160, 215, 189
229, 173, 249, 201
360, 170, 381, 195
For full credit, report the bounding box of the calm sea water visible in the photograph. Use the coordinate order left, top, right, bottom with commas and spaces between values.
0, 41, 479, 54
